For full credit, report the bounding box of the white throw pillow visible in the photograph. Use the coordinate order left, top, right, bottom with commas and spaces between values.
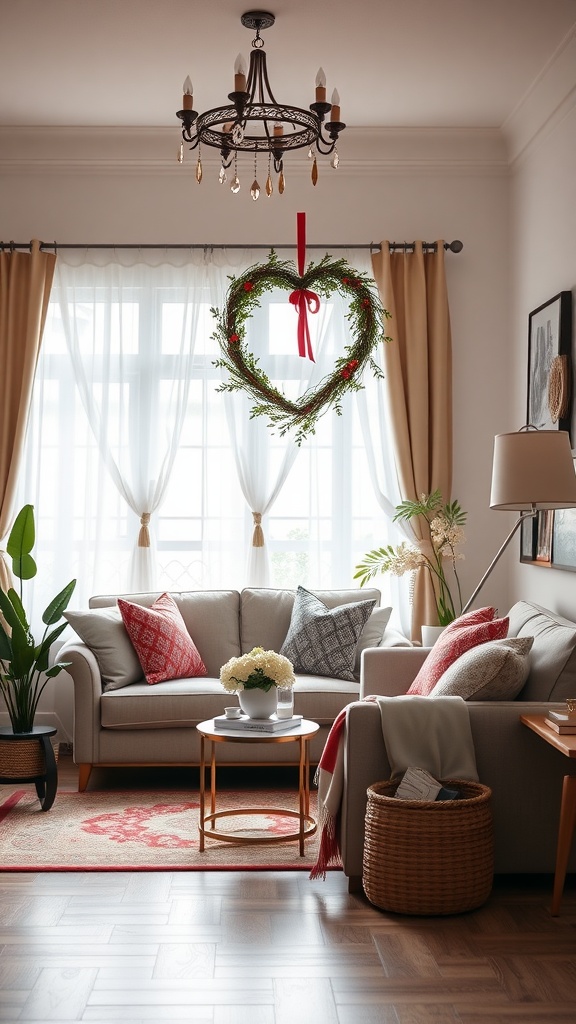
430, 636, 534, 701
64, 607, 143, 691
354, 606, 393, 675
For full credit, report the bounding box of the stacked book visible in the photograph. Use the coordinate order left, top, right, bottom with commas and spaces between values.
545, 709, 576, 734
213, 713, 303, 734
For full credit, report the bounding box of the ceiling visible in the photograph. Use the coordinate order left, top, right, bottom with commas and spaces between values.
1, 0, 575, 131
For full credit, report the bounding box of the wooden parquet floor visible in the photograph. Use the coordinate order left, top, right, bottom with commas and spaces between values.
1, 752, 575, 1023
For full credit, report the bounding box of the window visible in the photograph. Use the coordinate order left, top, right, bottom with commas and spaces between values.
18, 250, 394, 623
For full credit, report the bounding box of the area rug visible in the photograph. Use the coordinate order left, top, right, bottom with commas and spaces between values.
0, 788, 325, 872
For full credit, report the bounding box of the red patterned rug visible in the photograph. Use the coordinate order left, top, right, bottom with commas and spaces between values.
0, 788, 323, 872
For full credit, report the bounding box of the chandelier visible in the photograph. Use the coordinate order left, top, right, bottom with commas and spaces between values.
176, 10, 345, 198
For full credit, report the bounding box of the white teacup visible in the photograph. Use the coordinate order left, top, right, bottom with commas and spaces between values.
224, 707, 241, 719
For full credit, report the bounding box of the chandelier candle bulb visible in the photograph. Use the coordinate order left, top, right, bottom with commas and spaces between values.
273, 123, 283, 137
182, 76, 193, 110
234, 53, 247, 92
315, 67, 327, 103
330, 88, 341, 122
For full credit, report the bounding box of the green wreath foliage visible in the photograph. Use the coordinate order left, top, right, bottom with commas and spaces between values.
212, 251, 392, 444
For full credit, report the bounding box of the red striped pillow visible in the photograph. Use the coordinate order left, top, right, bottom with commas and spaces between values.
118, 592, 207, 685
408, 607, 509, 696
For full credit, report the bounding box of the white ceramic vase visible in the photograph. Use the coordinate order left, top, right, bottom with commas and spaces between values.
421, 625, 446, 647
238, 686, 278, 719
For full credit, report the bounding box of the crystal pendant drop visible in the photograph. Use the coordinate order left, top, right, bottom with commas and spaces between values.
230, 175, 240, 194
331, 150, 340, 169
278, 170, 285, 194
265, 173, 273, 197
178, 141, 184, 164
311, 157, 318, 186
218, 166, 227, 185
196, 157, 203, 184
308, 147, 313, 159
250, 179, 260, 201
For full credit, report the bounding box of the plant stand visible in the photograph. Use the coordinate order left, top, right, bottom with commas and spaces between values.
0, 726, 58, 811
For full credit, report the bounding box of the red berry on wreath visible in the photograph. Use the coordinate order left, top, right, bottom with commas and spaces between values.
229, 333, 240, 344
244, 281, 254, 292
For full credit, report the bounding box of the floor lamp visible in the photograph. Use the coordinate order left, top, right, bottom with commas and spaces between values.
461, 428, 576, 615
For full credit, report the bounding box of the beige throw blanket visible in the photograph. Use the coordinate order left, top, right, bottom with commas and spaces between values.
376, 694, 479, 781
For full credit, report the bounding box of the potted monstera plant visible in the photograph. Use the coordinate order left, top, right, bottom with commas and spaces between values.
0, 505, 76, 778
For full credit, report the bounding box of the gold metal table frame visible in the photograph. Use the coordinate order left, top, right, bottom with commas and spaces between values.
197, 718, 319, 856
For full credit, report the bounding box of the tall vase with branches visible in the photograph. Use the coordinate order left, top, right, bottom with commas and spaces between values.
355, 491, 467, 626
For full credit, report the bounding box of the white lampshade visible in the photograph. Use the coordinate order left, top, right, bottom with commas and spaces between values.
490, 429, 576, 511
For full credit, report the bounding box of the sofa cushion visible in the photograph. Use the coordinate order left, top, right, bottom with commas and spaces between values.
508, 600, 576, 701
240, 586, 382, 660
354, 606, 393, 675
407, 607, 509, 696
280, 586, 376, 681
430, 636, 534, 701
118, 593, 207, 685
64, 606, 144, 691
99, 675, 359, 730
89, 590, 242, 677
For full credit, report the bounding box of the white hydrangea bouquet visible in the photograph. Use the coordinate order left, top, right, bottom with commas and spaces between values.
220, 647, 295, 693
355, 490, 467, 626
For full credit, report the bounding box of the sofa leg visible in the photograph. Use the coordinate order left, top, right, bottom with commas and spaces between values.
347, 875, 363, 894
78, 764, 92, 792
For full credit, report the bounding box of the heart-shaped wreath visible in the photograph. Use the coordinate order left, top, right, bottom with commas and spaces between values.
212, 251, 391, 444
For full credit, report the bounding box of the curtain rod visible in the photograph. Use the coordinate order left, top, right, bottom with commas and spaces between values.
0, 240, 463, 254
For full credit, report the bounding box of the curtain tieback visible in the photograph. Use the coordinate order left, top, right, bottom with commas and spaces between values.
138, 512, 151, 549
252, 512, 264, 548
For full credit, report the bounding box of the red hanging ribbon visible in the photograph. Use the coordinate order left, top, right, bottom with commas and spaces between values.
288, 212, 319, 361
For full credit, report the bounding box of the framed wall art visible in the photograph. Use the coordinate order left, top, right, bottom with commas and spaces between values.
551, 456, 576, 572
526, 291, 572, 434
521, 291, 573, 567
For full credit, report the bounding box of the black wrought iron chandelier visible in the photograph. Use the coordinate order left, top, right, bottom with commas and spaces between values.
176, 10, 345, 198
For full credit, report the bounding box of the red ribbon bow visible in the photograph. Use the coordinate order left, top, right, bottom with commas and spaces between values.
288, 212, 319, 362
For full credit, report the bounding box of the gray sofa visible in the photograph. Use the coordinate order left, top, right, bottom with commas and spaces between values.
59, 586, 408, 791
339, 600, 576, 888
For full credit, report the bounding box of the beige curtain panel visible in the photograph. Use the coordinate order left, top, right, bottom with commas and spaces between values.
0, 240, 56, 592
371, 241, 453, 640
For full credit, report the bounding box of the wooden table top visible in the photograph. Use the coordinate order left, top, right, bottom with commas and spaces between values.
520, 713, 576, 759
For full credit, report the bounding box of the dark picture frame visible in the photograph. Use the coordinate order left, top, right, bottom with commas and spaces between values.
521, 291, 573, 566
526, 291, 572, 433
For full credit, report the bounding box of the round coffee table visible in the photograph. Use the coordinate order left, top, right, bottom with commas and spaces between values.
196, 718, 319, 855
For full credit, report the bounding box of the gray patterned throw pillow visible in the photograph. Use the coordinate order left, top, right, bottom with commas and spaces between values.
280, 586, 376, 680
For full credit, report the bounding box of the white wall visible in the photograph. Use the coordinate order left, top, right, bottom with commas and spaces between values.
506, 31, 576, 622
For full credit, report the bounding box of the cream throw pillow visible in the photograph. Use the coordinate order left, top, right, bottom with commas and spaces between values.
64, 607, 143, 691
430, 636, 534, 701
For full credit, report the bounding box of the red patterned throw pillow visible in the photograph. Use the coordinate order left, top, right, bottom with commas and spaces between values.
407, 607, 509, 696
118, 592, 207, 685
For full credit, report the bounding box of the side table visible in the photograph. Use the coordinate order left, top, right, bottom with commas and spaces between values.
520, 713, 576, 915
196, 718, 319, 855
0, 726, 58, 811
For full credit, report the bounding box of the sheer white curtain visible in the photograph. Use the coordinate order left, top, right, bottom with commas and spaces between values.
223, 263, 342, 587
54, 248, 217, 591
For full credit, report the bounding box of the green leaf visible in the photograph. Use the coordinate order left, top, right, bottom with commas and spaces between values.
42, 579, 77, 626
34, 622, 69, 671
8, 617, 35, 677
0, 588, 25, 633
0, 621, 13, 662
6, 505, 36, 581
4, 587, 29, 630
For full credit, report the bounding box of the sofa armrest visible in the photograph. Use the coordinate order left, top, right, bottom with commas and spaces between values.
339, 697, 575, 881
57, 641, 103, 764
360, 646, 428, 698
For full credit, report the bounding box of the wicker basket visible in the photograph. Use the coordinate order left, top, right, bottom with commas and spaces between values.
0, 737, 59, 778
363, 778, 494, 916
